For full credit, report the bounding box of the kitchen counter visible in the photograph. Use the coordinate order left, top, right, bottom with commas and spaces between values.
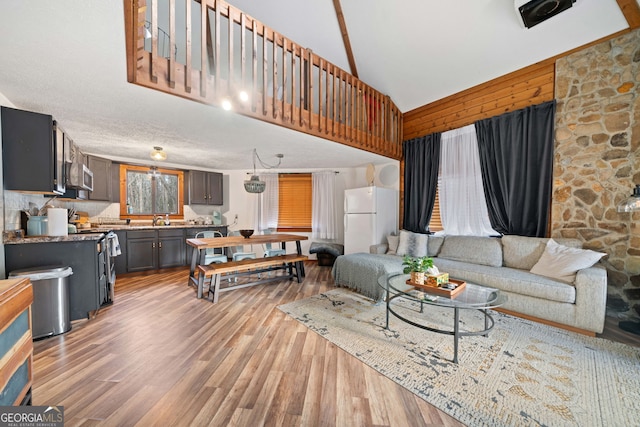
3, 224, 227, 245
4, 232, 107, 245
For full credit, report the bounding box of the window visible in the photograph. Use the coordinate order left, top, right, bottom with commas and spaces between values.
278, 173, 312, 231
120, 164, 184, 218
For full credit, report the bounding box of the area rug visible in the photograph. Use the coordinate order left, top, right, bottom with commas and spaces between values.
278, 289, 640, 427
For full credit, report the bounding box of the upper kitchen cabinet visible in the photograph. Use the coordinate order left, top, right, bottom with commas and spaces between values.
1, 106, 65, 195
87, 155, 112, 201
189, 170, 223, 205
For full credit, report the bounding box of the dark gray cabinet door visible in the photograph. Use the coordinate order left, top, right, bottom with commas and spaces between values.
127, 236, 158, 272
1, 106, 62, 194
159, 236, 185, 268
158, 229, 185, 268
189, 170, 223, 205
208, 172, 223, 205
189, 170, 208, 204
88, 155, 112, 201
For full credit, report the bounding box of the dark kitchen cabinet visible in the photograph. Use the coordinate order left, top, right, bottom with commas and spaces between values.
5, 240, 104, 321
126, 230, 158, 272
110, 162, 121, 202
125, 228, 186, 272
158, 229, 185, 268
1, 106, 65, 195
88, 155, 112, 201
189, 170, 223, 205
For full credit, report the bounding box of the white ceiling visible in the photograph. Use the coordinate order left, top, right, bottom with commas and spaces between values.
0, 0, 632, 171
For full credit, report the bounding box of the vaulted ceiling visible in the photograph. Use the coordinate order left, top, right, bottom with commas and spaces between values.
0, 0, 635, 170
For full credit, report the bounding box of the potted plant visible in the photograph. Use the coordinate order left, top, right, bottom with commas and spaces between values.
402, 255, 434, 285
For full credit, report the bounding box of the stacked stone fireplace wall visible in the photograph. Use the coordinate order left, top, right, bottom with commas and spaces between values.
554, 28, 640, 320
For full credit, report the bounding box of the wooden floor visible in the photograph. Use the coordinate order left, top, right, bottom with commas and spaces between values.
32, 263, 639, 427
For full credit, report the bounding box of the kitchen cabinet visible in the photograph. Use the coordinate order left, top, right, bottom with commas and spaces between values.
189, 170, 223, 205
5, 240, 105, 321
110, 161, 121, 202
88, 155, 112, 201
1, 106, 65, 195
125, 229, 186, 272
126, 230, 158, 272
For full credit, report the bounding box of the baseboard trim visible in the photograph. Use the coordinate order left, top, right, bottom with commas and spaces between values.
494, 307, 596, 337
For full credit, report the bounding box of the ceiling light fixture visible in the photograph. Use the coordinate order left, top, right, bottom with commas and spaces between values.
617, 184, 640, 212
150, 146, 167, 161
221, 90, 250, 112
244, 149, 284, 194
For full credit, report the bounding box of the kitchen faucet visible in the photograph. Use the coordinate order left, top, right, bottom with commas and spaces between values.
152, 215, 160, 226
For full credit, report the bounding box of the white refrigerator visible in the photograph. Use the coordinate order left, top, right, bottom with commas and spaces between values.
344, 186, 398, 254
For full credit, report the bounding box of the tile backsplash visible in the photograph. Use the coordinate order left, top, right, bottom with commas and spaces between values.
3, 190, 226, 230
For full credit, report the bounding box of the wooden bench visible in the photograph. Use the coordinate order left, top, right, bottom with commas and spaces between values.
196, 254, 308, 303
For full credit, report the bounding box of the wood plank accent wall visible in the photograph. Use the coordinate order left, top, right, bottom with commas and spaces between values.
123, 0, 402, 160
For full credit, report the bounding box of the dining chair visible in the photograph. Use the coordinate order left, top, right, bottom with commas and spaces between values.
194, 231, 227, 265
263, 228, 286, 257
228, 230, 257, 261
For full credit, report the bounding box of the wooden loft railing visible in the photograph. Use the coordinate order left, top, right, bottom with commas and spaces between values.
123, 0, 402, 160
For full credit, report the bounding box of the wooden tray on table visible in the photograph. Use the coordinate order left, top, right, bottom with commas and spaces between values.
405, 278, 467, 298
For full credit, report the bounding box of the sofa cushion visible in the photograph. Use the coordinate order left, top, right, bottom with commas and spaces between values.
502, 235, 583, 270
427, 235, 445, 257
396, 230, 428, 257
530, 239, 605, 283
432, 258, 576, 304
438, 236, 503, 267
386, 234, 400, 255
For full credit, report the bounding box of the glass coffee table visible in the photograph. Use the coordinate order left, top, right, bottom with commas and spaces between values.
379, 273, 507, 363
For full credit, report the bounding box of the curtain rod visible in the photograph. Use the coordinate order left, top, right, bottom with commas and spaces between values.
257, 171, 340, 174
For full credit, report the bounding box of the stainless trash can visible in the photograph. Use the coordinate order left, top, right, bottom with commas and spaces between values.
9, 266, 73, 339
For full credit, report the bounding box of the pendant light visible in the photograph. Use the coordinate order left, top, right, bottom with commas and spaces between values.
617, 184, 640, 212
243, 149, 283, 194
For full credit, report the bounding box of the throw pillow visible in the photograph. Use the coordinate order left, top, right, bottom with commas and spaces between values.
386, 234, 400, 255
530, 239, 605, 283
396, 230, 428, 258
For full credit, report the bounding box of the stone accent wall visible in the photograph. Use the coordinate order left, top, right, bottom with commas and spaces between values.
554, 28, 640, 320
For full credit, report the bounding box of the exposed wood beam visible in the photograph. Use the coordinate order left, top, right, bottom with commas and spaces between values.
616, 0, 640, 29
332, 0, 358, 78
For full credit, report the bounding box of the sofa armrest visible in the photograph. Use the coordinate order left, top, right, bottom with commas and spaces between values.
574, 265, 607, 333
370, 243, 388, 254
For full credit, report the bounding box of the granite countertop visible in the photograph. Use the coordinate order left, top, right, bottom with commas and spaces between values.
3, 224, 228, 245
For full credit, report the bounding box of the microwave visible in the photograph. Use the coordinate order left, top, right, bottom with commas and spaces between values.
67, 162, 94, 191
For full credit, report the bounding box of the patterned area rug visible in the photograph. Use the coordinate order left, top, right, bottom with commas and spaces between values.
278, 289, 640, 427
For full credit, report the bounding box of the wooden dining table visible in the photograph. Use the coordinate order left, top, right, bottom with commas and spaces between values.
186, 233, 308, 296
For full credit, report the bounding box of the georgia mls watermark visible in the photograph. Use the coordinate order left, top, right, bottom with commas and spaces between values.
0, 406, 63, 427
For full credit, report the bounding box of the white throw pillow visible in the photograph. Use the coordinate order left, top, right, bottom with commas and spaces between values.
396, 230, 428, 258
530, 239, 605, 283
386, 234, 400, 255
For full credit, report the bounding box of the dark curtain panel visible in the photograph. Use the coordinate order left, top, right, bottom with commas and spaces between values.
475, 100, 556, 237
403, 133, 441, 233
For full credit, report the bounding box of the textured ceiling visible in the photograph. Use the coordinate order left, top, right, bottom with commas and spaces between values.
0, 0, 632, 171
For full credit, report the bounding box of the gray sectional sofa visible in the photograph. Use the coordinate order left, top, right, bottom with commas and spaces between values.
331, 234, 607, 334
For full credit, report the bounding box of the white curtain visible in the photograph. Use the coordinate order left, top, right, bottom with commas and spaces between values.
439, 124, 498, 236
259, 174, 279, 231
312, 171, 337, 239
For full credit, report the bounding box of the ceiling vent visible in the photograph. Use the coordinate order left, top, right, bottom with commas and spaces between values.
515, 0, 576, 29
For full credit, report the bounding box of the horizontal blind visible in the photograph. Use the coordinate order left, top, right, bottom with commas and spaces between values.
278, 174, 312, 230
429, 186, 443, 232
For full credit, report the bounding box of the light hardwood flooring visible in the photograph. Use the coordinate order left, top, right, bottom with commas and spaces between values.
32, 263, 639, 426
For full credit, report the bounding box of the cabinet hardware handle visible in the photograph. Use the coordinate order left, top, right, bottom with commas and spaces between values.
152, 242, 155, 248
159, 242, 162, 248
204, 194, 207, 199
